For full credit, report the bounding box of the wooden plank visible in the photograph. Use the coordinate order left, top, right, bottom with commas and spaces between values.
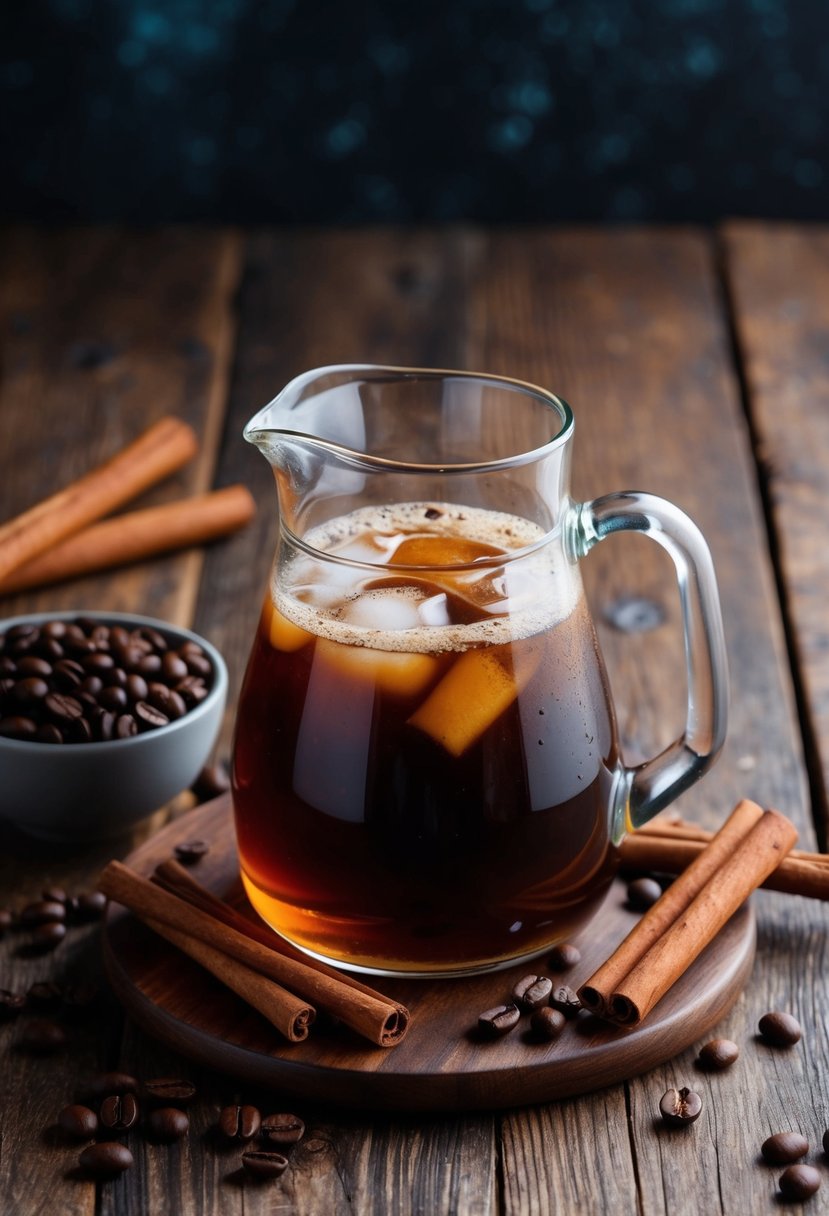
472, 228, 815, 1215
0, 226, 242, 626
721, 221, 829, 841
0, 227, 241, 1216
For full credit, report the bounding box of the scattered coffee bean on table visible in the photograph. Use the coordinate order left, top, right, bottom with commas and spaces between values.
530, 1006, 567, 1040
78, 1141, 134, 1178
20, 900, 66, 926
58, 1104, 99, 1139
143, 1078, 197, 1105
0, 989, 28, 1017
697, 1038, 739, 1070
174, 840, 210, 866
147, 1107, 190, 1142
219, 1104, 261, 1141
659, 1086, 703, 1127
548, 986, 582, 1019
26, 922, 67, 953
761, 1132, 809, 1164
241, 1149, 289, 1180
548, 943, 581, 971
758, 1011, 802, 1047
512, 974, 553, 1011
260, 1113, 305, 1145
100, 1092, 140, 1133
626, 877, 662, 910
0, 618, 214, 743
74, 891, 107, 921
779, 1164, 821, 1201
478, 1003, 521, 1038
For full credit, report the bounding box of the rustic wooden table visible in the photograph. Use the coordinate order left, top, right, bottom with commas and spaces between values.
1, 224, 828, 1215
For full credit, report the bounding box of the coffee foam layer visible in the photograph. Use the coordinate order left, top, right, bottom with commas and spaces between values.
273, 503, 580, 654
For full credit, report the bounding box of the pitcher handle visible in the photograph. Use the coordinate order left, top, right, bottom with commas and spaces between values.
569, 492, 729, 830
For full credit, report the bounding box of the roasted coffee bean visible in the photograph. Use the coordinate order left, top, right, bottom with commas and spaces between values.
74, 890, 107, 921
0, 617, 213, 745
759, 1010, 802, 1046
761, 1132, 809, 1164
779, 1164, 821, 1201
530, 1006, 567, 1040
219, 1104, 261, 1141
241, 1149, 289, 1179
512, 974, 553, 1011
17, 1017, 66, 1053
0, 988, 27, 1017
144, 1077, 196, 1105
27, 980, 64, 1008
174, 839, 210, 865
659, 1086, 702, 1126
28, 921, 66, 952
147, 1107, 190, 1141
79, 1141, 134, 1177
58, 1103, 99, 1139
20, 899, 66, 926
0, 908, 13, 933
190, 761, 230, 801
87, 1071, 139, 1099
477, 1003, 521, 1038
549, 986, 582, 1019
626, 877, 663, 910
548, 943, 581, 971
100, 1092, 140, 1132
41, 885, 68, 904
260, 1113, 305, 1145
697, 1038, 739, 1070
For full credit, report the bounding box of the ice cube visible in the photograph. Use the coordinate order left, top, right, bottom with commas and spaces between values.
340, 587, 424, 631
265, 600, 314, 652
315, 638, 440, 697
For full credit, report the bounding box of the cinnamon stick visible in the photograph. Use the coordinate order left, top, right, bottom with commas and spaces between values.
589, 808, 798, 1027
0, 416, 198, 584
143, 916, 314, 1042
620, 832, 829, 900
153, 859, 411, 1022
639, 817, 829, 866
0, 485, 255, 594
98, 861, 409, 1047
579, 799, 765, 1017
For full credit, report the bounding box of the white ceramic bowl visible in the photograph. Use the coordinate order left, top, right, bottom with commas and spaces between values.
0, 611, 227, 842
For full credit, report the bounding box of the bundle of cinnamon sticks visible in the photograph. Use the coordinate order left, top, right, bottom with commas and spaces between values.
578, 799, 801, 1027
98, 859, 410, 1049
0, 416, 255, 594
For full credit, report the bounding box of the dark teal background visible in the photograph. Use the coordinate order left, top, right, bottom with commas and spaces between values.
3, 0, 828, 222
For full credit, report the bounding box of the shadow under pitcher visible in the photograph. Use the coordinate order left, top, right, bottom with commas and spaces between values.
231, 366, 728, 977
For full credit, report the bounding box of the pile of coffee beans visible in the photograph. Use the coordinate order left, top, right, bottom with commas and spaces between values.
52, 1072, 305, 1183
0, 617, 214, 743
0, 883, 105, 959
476, 959, 584, 1043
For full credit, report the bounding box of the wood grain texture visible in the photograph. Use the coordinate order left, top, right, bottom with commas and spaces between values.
722, 221, 829, 841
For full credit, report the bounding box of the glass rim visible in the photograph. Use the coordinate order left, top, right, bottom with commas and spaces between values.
245, 363, 575, 474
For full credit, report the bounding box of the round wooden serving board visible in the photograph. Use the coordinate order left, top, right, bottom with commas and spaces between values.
103, 794, 756, 1112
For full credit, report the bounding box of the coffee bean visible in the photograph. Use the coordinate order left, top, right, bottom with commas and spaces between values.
17, 1017, 66, 1054
98, 685, 128, 711
100, 1092, 140, 1132
241, 1149, 289, 1179
58, 1103, 99, 1139
0, 716, 37, 739
147, 1106, 189, 1142
759, 1010, 802, 1047
174, 839, 210, 866
20, 899, 66, 926
697, 1038, 739, 1070
260, 1113, 305, 1145
135, 700, 169, 730
761, 1132, 809, 1164
78, 1141, 134, 1177
41, 885, 68, 905
74, 890, 106, 921
115, 713, 137, 738
17, 656, 52, 678
659, 1086, 702, 1127
549, 986, 582, 1019
44, 692, 84, 722
627, 877, 663, 910
548, 943, 581, 971
477, 1003, 521, 1038
0, 908, 13, 933
512, 974, 553, 1011
27, 921, 66, 952
219, 1104, 261, 1141
779, 1164, 821, 1201
125, 674, 149, 702
86, 1071, 139, 1099
530, 1006, 567, 1040
13, 676, 49, 704
27, 980, 64, 1008
162, 652, 188, 682
144, 1077, 196, 1105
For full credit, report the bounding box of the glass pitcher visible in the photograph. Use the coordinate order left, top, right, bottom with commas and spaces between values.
232, 365, 728, 977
